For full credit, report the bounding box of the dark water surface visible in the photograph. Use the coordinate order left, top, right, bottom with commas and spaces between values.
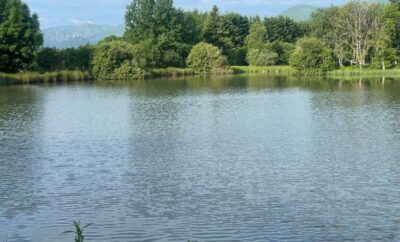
1, 76, 400, 241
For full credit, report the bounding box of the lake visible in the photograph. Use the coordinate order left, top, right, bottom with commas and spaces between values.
1, 75, 400, 241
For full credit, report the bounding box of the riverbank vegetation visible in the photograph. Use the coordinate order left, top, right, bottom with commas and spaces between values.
3, 0, 400, 83
0, 71, 90, 84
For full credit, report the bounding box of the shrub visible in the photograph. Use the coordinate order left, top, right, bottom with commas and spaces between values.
186, 42, 231, 74
228, 47, 247, 65
91, 41, 147, 80
113, 60, 146, 80
289, 37, 336, 73
161, 49, 185, 68
271, 41, 295, 65
246, 49, 279, 66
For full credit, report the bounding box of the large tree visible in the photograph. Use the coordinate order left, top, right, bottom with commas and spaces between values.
124, 0, 191, 67
383, 1, 400, 53
289, 37, 336, 73
334, 0, 383, 68
263, 16, 304, 43
203, 6, 249, 64
246, 21, 267, 50
125, 0, 157, 41
0, 0, 43, 73
310, 6, 350, 67
202, 5, 223, 48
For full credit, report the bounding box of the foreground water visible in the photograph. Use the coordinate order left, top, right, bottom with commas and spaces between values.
1, 75, 400, 241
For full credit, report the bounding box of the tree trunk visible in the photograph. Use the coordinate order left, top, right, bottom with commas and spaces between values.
381, 61, 385, 70
338, 58, 344, 68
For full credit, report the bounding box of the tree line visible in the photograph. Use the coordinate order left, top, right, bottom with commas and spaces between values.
2, 0, 400, 78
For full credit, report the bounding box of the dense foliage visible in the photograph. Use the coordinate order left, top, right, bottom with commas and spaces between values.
263, 16, 305, 43
289, 37, 336, 73
186, 42, 231, 74
246, 49, 278, 66
91, 41, 147, 80
0, 0, 43, 72
6, 0, 400, 79
35, 46, 94, 72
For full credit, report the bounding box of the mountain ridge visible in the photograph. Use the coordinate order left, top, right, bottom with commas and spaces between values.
43, 24, 124, 49
280, 4, 319, 22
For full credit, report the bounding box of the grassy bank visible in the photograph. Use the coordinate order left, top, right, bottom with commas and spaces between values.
328, 68, 400, 78
0, 70, 92, 84
150, 67, 195, 77
232, 66, 296, 75
3, 66, 400, 85
151, 66, 297, 77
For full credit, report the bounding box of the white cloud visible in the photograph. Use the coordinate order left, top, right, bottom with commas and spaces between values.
69, 19, 95, 25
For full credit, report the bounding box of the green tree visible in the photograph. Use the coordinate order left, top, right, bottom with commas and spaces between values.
246, 21, 267, 50
246, 49, 278, 66
92, 41, 147, 80
124, 0, 191, 67
222, 13, 249, 49
309, 7, 350, 67
61, 45, 94, 71
35, 48, 62, 71
270, 41, 295, 65
309, 6, 340, 40
182, 10, 206, 44
186, 42, 231, 74
0, 0, 43, 72
263, 16, 304, 43
98, 35, 122, 45
289, 37, 336, 73
203, 8, 249, 64
334, 0, 383, 68
222, 13, 249, 64
383, 1, 400, 56
203, 5, 222, 48
373, 27, 397, 70
125, 0, 156, 42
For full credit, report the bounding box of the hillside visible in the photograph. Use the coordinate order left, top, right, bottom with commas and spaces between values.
280, 5, 319, 22
43, 24, 124, 49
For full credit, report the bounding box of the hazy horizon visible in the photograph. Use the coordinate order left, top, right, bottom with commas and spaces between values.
25, 0, 348, 29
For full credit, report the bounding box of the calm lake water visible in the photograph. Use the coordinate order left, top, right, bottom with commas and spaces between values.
1, 75, 400, 242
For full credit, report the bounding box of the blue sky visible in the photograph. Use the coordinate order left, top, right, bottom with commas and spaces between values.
25, 0, 347, 29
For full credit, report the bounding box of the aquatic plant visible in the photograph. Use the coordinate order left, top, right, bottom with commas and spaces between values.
63, 221, 93, 242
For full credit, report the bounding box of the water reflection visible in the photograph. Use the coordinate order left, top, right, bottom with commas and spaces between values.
0, 86, 47, 242
1, 76, 400, 241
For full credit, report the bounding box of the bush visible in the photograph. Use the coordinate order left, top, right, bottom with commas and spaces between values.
246, 49, 279, 66
271, 41, 295, 65
228, 47, 247, 65
113, 60, 146, 80
35, 46, 94, 72
161, 49, 186, 68
186, 42, 231, 74
289, 37, 336, 73
91, 41, 147, 80
35, 48, 62, 71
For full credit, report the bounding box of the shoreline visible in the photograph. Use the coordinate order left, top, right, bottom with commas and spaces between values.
1, 66, 400, 85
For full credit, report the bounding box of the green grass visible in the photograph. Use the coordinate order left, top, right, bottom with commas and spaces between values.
0, 70, 91, 84
151, 66, 296, 77
328, 67, 400, 78
232, 65, 296, 75
3, 66, 400, 85
150, 67, 195, 77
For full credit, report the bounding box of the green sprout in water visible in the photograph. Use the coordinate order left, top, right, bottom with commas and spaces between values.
63, 221, 93, 242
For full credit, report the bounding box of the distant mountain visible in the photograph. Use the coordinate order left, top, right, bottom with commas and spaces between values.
43, 24, 124, 49
280, 5, 319, 22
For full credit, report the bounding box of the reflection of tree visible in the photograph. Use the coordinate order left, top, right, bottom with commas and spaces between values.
0, 86, 46, 235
